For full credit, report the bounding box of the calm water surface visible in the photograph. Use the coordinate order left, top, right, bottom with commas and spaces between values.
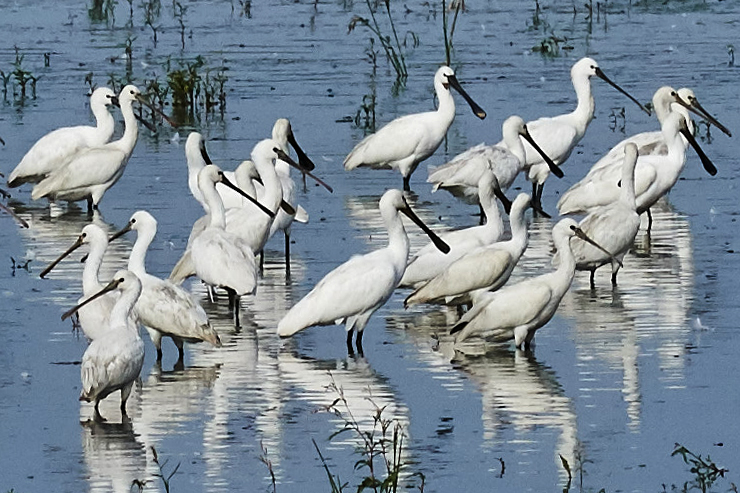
1, 0, 739, 492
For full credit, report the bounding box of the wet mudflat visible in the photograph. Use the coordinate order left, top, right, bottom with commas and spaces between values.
1, 0, 740, 492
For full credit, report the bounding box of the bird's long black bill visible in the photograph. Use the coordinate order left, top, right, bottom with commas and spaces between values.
274, 147, 333, 193
570, 225, 623, 268
220, 174, 276, 217
680, 123, 717, 176
80, 223, 131, 264
287, 131, 316, 171
446, 75, 487, 120
595, 68, 651, 116
401, 202, 450, 254
40, 235, 84, 278
492, 185, 512, 215
0, 202, 28, 229
62, 277, 121, 321
520, 125, 563, 178
674, 94, 732, 137
136, 96, 178, 128
200, 140, 213, 165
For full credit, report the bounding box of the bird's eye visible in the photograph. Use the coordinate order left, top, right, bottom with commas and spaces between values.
118, 277, 125, 283
81, 233, 87, 238
131, 218, 137, 224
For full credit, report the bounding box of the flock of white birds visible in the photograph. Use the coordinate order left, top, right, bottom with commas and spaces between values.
2, 56, 729, 420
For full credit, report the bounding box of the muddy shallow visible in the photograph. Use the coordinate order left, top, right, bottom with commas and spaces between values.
1, 0, 740, 492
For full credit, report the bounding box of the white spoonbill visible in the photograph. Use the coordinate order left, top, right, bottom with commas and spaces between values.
277, 189, 450, 353
399, 172, 511, 289
40, 224, 119, 341
427, 115, 561, 205
31, 85, 143, 213
450, 218, 617, 348
62, 270, 145, 420
114, 210, 221, 362
405, 193, 533, 308
512, 57, 649, 209
344, 65, 486, 191
172, 165, 267, 328
566, 143, 641, 288
552, 111, 716, 227
565, 86, 728, 185
8, 87, 117, 188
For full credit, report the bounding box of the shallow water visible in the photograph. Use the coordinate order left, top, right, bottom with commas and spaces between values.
1, 0, 740, 492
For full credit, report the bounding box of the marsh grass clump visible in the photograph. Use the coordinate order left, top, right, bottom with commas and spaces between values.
142, 0, 162, 46
0, 47, 40, 103
88, 0, 116, 23
312, 373, 424, 493
670, 443, 728, 493
348, 0, 413, 84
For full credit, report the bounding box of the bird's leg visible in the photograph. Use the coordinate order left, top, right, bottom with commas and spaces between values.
233, 294, 242, 329
647, 209, 653, 233
284, 232, 291, 280
259, 250, 265, 277
346, 329, 355, 356
355, 330, 364, 356
120, 384, 133, 417
86, 198, 94, 215
174, 338, 185, 364
590, 270, 596, 290
403, 175, 411, 192
156, 347, 163, 362
531, 182, 540, 211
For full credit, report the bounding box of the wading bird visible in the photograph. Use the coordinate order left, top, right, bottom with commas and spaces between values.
567, 143, 641, 288
405, 193, 534, 308
113, 210, 221, 362
450, 218, 618, 348
277, 189, 450, 354
62, 270, 145, 421
8, 87, 117, 188
513, 57, 649, 209
31, 85, 143, 213
427, 115, 561, 212
344, 65, 486, 191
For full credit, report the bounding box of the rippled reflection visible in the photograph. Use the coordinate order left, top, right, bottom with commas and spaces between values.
81, 417, 147, 493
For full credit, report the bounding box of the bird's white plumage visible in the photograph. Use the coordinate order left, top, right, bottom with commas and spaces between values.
76, 224, 118, 340
427, 115, 537, 202
451, 218, 584, 348
31, 85, 141, 209
555, 111, 694, 215
278, 189, 442, 342
344, 66, 483, 189
405, 193, 532, 306
567, 143, 641, 286
400, 172, 506, 288
8, 87, 117, 188
123, 211, 220, 359
78, 270, 145, 418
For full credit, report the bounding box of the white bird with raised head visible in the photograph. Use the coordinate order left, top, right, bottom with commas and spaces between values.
278, 189, 450, 353
344, 65, 486, 191
113, 210, 221, 362
8, 87, 117, 188
62, 270, 145, 420
31, 85, 143, 213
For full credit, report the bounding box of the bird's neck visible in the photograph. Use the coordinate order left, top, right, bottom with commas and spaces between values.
111, 285, 141, 331
82, 241, 107, 295
204, 183, 227, 229
619, 165, 637, 209
93, 103, 115, 138
552, 236, 577, 289
570, 75, 595, 134
117, 100, 140, 152
128, 229, 154, 276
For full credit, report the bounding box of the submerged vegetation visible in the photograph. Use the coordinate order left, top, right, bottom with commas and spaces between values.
0, 47, 40, 103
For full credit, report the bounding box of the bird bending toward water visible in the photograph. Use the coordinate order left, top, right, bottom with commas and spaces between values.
278, 189, 450, 354
62, 270, 145, 421
450, 218, 618, 349
344, 65, 486, 191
